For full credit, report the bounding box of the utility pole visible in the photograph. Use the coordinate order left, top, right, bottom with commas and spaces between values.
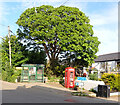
8, 26, 11, 67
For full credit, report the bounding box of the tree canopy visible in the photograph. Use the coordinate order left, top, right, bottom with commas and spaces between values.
1, 35, 28, 68
24, 48, 47, 64
16, 5, 100, 70
1, 35, 28, 82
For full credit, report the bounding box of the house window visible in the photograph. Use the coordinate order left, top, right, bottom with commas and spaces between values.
100, 62, 105, 69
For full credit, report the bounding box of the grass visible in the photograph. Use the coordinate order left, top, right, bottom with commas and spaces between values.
71, 92, 89, 96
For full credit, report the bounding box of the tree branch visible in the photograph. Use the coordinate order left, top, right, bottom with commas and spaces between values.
55, 46, 61, 59
43, 43, 51, 60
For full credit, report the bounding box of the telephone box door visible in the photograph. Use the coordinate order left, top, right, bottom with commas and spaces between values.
65, 67, 75, 88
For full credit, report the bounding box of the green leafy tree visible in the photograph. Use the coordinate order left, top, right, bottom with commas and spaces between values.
24, 49, 47, 64
16, 5, 100, 74
1, 35, 28, 68
1, 35, 28, 82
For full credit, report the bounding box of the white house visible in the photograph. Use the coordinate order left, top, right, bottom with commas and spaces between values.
92, 52, 120, 78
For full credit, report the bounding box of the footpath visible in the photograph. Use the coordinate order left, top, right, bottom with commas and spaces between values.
1, 80, 119, 102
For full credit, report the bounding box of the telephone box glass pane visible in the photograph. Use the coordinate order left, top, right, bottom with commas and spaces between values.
65, 72, 67, 85
70, 72, 73, 86
70, 72, 73, 78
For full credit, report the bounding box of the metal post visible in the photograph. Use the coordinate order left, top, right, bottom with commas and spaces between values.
8, 26, 11, 67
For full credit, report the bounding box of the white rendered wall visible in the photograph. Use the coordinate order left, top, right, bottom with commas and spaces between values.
75, 80, 105, 91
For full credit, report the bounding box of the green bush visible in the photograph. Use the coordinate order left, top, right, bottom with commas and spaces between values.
48, 75, 60, 82
89, 73, 98, 81
89, 88, 97, 93
59, 77, 64, 86
2, 70, 8, 81
54, 65, 67, 77
101, 73, 120, 92
1, 64, 21, 83
45, 63, 67, 79
71, 92, 88, 96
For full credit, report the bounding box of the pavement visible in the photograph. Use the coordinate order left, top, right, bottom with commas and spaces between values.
1, 80, 120, 103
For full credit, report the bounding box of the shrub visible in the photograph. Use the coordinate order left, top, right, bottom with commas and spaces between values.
54, 65, 67, 77
101, 73, 120, 92
2, 70, 8, 81
114, 74, 120, 91
59, 77, 64, 86
89, 88, 97, 93
89, 73, 98, 81
1, 64, 21, 83
71, 92, 88, 96
48, 75, 60, 82
45, 63, 67, 78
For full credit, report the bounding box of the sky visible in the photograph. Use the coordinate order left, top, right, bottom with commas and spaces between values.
0, 0, 119, 56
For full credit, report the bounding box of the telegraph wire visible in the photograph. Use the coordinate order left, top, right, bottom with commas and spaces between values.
60, 0, 70, 6
0, 24, 8, 27
10, 30, 16, 36
0, 24, 16, 36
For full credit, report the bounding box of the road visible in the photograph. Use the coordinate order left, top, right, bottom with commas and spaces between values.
1, 83, 119, 103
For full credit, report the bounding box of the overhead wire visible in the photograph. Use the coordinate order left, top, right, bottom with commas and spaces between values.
0, 24, 7, 27
60, 0, 70, 6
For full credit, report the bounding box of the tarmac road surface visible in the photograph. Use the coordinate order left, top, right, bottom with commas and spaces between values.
1, 84, 119, 103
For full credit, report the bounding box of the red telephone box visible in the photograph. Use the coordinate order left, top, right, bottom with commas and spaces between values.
65, 67, 75, 88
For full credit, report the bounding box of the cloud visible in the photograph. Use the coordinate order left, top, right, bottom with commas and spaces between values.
20, 0, 89, 11
0, 2, 3, 23
94, 27, 118, 41
0, 2, 8, 37
64, 1, 88, 11
20, 0, 61, 10
94, 26, 118, 55
0, 2, 10, 24
89, 4, 118, 26
95, 28, 118, 55
85, 4, 118, 55
20, 0, 66, 10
